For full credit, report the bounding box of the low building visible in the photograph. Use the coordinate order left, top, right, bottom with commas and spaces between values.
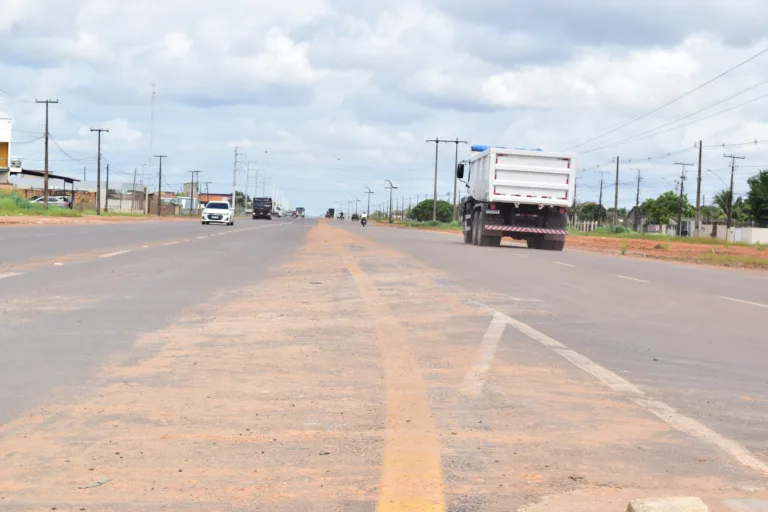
198, 193, 232, 205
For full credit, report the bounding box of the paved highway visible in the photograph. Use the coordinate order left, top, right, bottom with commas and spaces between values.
0, 218, 766, 511
339, 222, 768, 462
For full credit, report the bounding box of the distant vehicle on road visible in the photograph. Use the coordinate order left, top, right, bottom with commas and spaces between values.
337, 212, 344, 220
325, 208, 335, 219
253, 197, 273, 220
296, 207, 306, 218
202, 201, 234, 225
351, 213, 359, 220
458, 146, 576, 251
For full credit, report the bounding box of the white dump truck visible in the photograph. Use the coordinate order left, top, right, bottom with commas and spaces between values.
457, 145, 577, 251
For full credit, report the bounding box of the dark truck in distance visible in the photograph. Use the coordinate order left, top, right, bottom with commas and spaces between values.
253, 197, 273, 220
325, 208, 335, 219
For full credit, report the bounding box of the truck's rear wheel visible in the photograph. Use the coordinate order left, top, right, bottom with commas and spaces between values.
526, 236, 543, 249
471, 212, 481, 245
543, 239, 565, 251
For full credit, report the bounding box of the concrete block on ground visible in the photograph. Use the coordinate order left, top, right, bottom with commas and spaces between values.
627, 497, 708, 512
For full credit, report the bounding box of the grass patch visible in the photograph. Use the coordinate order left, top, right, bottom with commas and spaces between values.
0, 191, 82, 217
692, 252, 768, 268
569, 226, 754, 247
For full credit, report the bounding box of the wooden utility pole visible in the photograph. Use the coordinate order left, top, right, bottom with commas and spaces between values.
35, 99, 58, 209
90, 127, 109, 215
131, 168, 137, 213
613, 156, 620, 227
597, 173, 604, 224
675, 161, 694, 235
104, 164, 110, 213
723, 154, 745, 236
634, 169, 643, 232
155, 154, 167, 216
450, 138, 468, 220
695, 140, 703, 237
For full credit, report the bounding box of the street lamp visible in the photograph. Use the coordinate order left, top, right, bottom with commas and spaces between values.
364, 186, 374, 217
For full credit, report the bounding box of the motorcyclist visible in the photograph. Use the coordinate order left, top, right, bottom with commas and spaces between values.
361, 212, 368, 226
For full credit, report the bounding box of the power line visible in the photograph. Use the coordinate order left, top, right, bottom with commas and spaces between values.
564, 46, 768, 151
49, 135, 95, 162
583, 91, 768, 153
582, 78, 768, 153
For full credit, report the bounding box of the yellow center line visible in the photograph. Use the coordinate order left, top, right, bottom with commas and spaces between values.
333, 225, 445, 512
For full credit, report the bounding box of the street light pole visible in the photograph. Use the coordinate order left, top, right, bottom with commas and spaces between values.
365, 186, 374, 216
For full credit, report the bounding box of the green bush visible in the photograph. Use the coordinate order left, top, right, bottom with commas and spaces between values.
409, 199, 453, 222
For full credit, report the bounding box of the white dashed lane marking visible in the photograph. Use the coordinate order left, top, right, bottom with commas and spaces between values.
473, 306, 768, 476
99, 250, 131, 258
616, 275, 649, 283
721, 296, 768, 309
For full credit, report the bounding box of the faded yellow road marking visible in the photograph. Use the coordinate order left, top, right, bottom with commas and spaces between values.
334, 227, 445, 512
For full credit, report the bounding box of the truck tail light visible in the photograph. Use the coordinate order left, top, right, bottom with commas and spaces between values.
559, 208, 566, 215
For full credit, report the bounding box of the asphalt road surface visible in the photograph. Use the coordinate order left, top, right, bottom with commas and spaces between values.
1, 218, 767, 511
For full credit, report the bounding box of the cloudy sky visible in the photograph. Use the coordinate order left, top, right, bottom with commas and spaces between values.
2, 0, 768, 214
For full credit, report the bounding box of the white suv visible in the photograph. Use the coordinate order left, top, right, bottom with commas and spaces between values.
201, 201, 234, 225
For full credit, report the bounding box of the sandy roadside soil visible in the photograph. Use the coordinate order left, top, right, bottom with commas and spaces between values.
0, 215, 198, 226
0, 222, 764, 511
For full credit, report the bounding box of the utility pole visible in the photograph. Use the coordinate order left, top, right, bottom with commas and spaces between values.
364, 186, 374, 216
450, 138, 468, 220
674, 161, 694, 235
192, 170, 200, 215
723, 153, 745, 236
131, 168, 137, 213
695, 140, 703, 237
104, 164, 110, 213
188, 170, 196, 215
232, 147, 245, 212
35, 99, 58, 209
426, 137, 452, 221
90, 128, 109, 215
613, 156, 620, 227
83, 166, 86, 181
385, 180, 397, 223
635, 169, 641, 230
597, 173, 604, 224
155, 154, 167, 216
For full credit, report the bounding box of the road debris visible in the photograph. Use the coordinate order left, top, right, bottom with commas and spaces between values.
77, 479, 111, 490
